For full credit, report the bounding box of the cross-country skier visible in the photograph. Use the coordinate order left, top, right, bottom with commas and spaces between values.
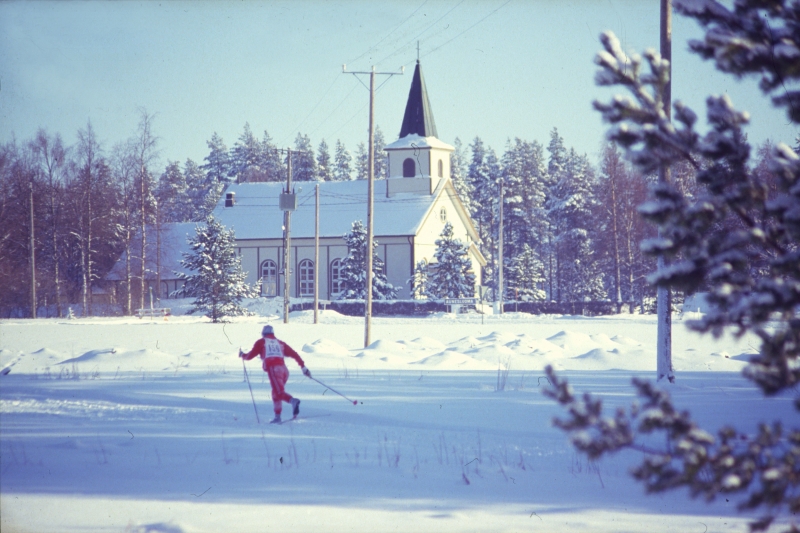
239, 325, 311, 424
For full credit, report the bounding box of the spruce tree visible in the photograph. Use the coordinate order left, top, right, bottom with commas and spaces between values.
429, 222, 476, 299
177, 215, 256, 322
354, 142, 368, 180
338, 220, 396, 300
231, 123, 265, 182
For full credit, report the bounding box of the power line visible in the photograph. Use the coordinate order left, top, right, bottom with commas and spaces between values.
375, 0, 467, 67
346, 0, 430, 67
422, 0, 513, 60
279, 73, 341, 147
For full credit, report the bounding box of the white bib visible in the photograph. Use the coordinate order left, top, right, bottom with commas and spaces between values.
265, 338, 282, 357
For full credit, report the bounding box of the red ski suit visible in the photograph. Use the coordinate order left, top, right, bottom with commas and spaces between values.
242, 334, 305, 416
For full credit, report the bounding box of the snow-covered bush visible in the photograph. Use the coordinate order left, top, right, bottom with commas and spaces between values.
176, 215, 256, 322
547, 2, 800, 531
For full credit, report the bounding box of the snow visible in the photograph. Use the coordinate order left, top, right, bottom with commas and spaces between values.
1, 308, 792, 532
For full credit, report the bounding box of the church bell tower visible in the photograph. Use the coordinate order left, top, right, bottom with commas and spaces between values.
384, 61, 454, 197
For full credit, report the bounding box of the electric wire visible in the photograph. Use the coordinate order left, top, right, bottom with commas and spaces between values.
422, 0, 512, 60
345, 0, 429, 67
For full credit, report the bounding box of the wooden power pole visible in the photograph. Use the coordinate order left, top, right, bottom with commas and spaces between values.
342, 64, 403, 348
314, 182, 320, 324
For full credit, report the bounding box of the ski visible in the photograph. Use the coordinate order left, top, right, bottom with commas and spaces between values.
278, 413, 331, 425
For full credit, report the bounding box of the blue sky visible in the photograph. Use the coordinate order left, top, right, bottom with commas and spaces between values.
1, 0, 797, 170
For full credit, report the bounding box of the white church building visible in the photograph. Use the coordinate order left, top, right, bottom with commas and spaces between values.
216, 61, 485, 300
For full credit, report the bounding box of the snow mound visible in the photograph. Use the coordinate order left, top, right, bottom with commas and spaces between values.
610, 335, 642, 346
566, 348, 653, 371
464, 343, 516, 363
411, 351, 495, 370
446, 336, 481, 351
477, 331, 517, 345
302, 338, 350, 356
58, 348, 117, 365
398, 337, 447, 351
546, 330, 597, 354
365, 339, 408, 352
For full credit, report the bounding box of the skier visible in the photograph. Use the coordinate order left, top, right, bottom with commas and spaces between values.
239, 325, 311, 423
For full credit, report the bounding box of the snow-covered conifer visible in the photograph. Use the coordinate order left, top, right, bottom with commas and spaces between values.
408, 259, 430, 299
333, 140, 353, 181
177, 215, 256, 322
507, 243, 545, 301
201, 132, 232, 184
338, 220, 396, 300
316, 139, 333, 181
155, 161, 191, 223
293, 133, 316, 181
184, 159, 221, 221
547, 5, 800, 530
429, 222, 476, 299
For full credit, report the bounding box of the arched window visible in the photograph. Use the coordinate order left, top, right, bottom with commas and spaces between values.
261, 259, 278, 297
438, 159, 443, 178
403, 158, 416, 178
298, 259, 314, 297
330, 258, 343, 297
439, 206, 447, 223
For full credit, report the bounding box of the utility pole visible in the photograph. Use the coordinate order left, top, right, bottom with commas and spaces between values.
497, 178, 504, 315
343, 63, 403, 348
314, 182, 320, 324
284, 149, 293, 324
275, 147, 311, 324
29, 180, 36, 318
657, 0, 675, 383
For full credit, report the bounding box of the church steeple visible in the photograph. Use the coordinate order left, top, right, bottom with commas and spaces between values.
398, 61, 438, 139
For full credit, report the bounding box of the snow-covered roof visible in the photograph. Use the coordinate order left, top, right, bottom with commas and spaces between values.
384, 134, 454, 152
105, 222, 197, 281
213, 180, 443, 240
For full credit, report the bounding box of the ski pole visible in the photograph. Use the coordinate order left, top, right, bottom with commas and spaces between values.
241, 351, 261, 424
308, 375, 358, 405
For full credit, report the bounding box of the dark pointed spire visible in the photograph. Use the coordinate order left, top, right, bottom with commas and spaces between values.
399, 61, 438, 139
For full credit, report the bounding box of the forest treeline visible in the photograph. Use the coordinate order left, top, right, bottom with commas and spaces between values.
0, 110, 781, 317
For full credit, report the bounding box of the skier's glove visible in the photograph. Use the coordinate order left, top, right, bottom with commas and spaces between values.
302, 366, 311, 377
238, 349, 245, 359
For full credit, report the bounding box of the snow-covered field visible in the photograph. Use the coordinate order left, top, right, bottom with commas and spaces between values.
1, 305, 795, 532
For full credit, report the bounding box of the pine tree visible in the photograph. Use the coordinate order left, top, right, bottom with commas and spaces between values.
507, 243, 546, 301
354, 142, 368, 180
450, 137, 473, 213
338, 220, 396, 300
373, 126, 387, 179
548, 6, 800, 530
231, 123, 265, 183
333, 140, 353, 181
184, 158, 221, 221
468, 137, 501, 288
155, 161, 191, 223
259, 130, 285, 183
429, 222, 476, 299
202, 132, 232, 184
316, 139, 333, 181
408, 259, 430, 299
293, 133, 316, 181
177, 215, 256, 322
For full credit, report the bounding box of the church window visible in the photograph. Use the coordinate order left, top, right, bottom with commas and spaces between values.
298, 259, 314, 297
403, 158, 415, 178
438, 159, 443, 178
261, 260, 278, 297
440, 206, 447, 223
330, 258, 343, 297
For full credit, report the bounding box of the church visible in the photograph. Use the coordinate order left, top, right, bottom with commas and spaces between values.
105, 62, 485, 304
